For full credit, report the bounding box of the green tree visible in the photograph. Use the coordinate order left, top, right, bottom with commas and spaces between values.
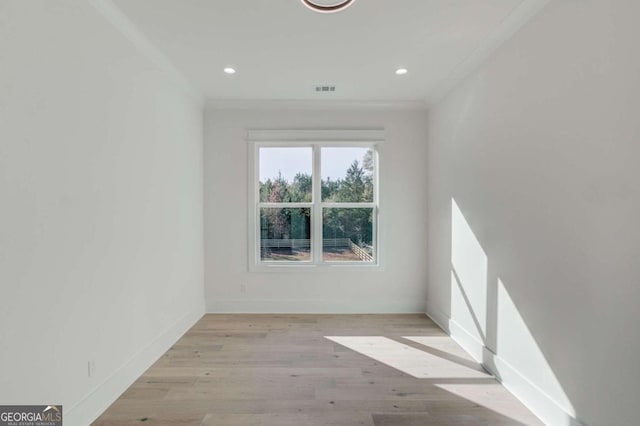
262, 172, 291, 241
337, 160, 366, 202
362, 149, 374, 174
323, 155, 374, 248
259, 178, 273, 202
362, 150, 374, 202
321, 177, 341, 202
290, 172, 312, 202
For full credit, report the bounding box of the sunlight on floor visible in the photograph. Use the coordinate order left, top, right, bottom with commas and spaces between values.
325, 336, 491, 379
434, 382, 542, 425
402, 335, 486, 370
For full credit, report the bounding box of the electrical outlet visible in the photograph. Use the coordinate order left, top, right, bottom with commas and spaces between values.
88, 360, 96, 377
240, 284, 247, 293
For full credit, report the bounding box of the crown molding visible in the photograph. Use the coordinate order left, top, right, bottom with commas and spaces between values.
206, 99, 428, 111
88, 0, 204, 106
246, 129, 385, 143
426, 0, 551, 106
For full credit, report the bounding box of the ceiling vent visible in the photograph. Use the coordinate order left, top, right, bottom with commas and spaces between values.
315, 85, 336, 93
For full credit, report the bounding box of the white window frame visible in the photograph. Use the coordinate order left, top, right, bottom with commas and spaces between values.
247, 129, 384, 272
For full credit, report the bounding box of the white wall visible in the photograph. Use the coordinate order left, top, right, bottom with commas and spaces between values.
204, 107, 428, 313
0, 1, 205, 424
426, 1, 640, 425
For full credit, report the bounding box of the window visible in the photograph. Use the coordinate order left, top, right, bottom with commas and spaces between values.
248, 130, 382, 269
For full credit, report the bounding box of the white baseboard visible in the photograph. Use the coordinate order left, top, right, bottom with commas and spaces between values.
207, 298, 426, 314
64, 305, 205, 426
448, 319, 486, 363
425, 300, 581, 426
425, 301, 485, 363
424, 300, 450, 333
483, 347, 582, 426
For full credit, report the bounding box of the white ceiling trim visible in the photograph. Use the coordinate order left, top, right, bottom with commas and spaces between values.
426, 0, 551, 105
246, 129, 385, 143
207, 99, 428, 111
88, 0, 204, 105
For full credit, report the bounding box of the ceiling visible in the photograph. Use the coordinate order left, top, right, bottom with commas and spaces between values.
111, 0, 537, 104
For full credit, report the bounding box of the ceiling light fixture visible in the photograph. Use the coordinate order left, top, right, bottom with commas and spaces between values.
395, 68, 408, 75
223, 67, 236, 75
301, 0, 356, 13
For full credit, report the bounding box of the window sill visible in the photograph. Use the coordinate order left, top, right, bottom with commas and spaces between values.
248, 262, 383, 273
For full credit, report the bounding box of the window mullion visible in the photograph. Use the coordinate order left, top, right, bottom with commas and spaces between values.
313, 144, 322, 264
258, 202, 313, 208
320, 202, 375, 209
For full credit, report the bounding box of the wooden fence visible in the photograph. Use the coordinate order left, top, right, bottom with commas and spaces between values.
260, 238, 311, 248
261, 238, 373, 262
348, 240, 374, 262
322, 238, 352, 247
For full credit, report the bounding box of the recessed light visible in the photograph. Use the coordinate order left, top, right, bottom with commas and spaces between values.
223, 67, 236, 75
395, 68, 408, 76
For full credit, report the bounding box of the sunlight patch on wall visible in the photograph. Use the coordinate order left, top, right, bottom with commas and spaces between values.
497, 278, 576, 421
326, 336, 491, 379
451, 198, 488, 341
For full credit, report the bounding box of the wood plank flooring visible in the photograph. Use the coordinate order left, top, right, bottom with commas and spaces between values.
93, 314, 541, 426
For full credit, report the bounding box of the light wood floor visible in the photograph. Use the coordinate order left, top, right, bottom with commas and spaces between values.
93, 314, 541, 426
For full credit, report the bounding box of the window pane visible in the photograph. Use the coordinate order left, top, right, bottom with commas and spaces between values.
260, 208, 311, 261
259, 147, 312, 202
323, 208, 374, 262
321, 147, 374, 202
